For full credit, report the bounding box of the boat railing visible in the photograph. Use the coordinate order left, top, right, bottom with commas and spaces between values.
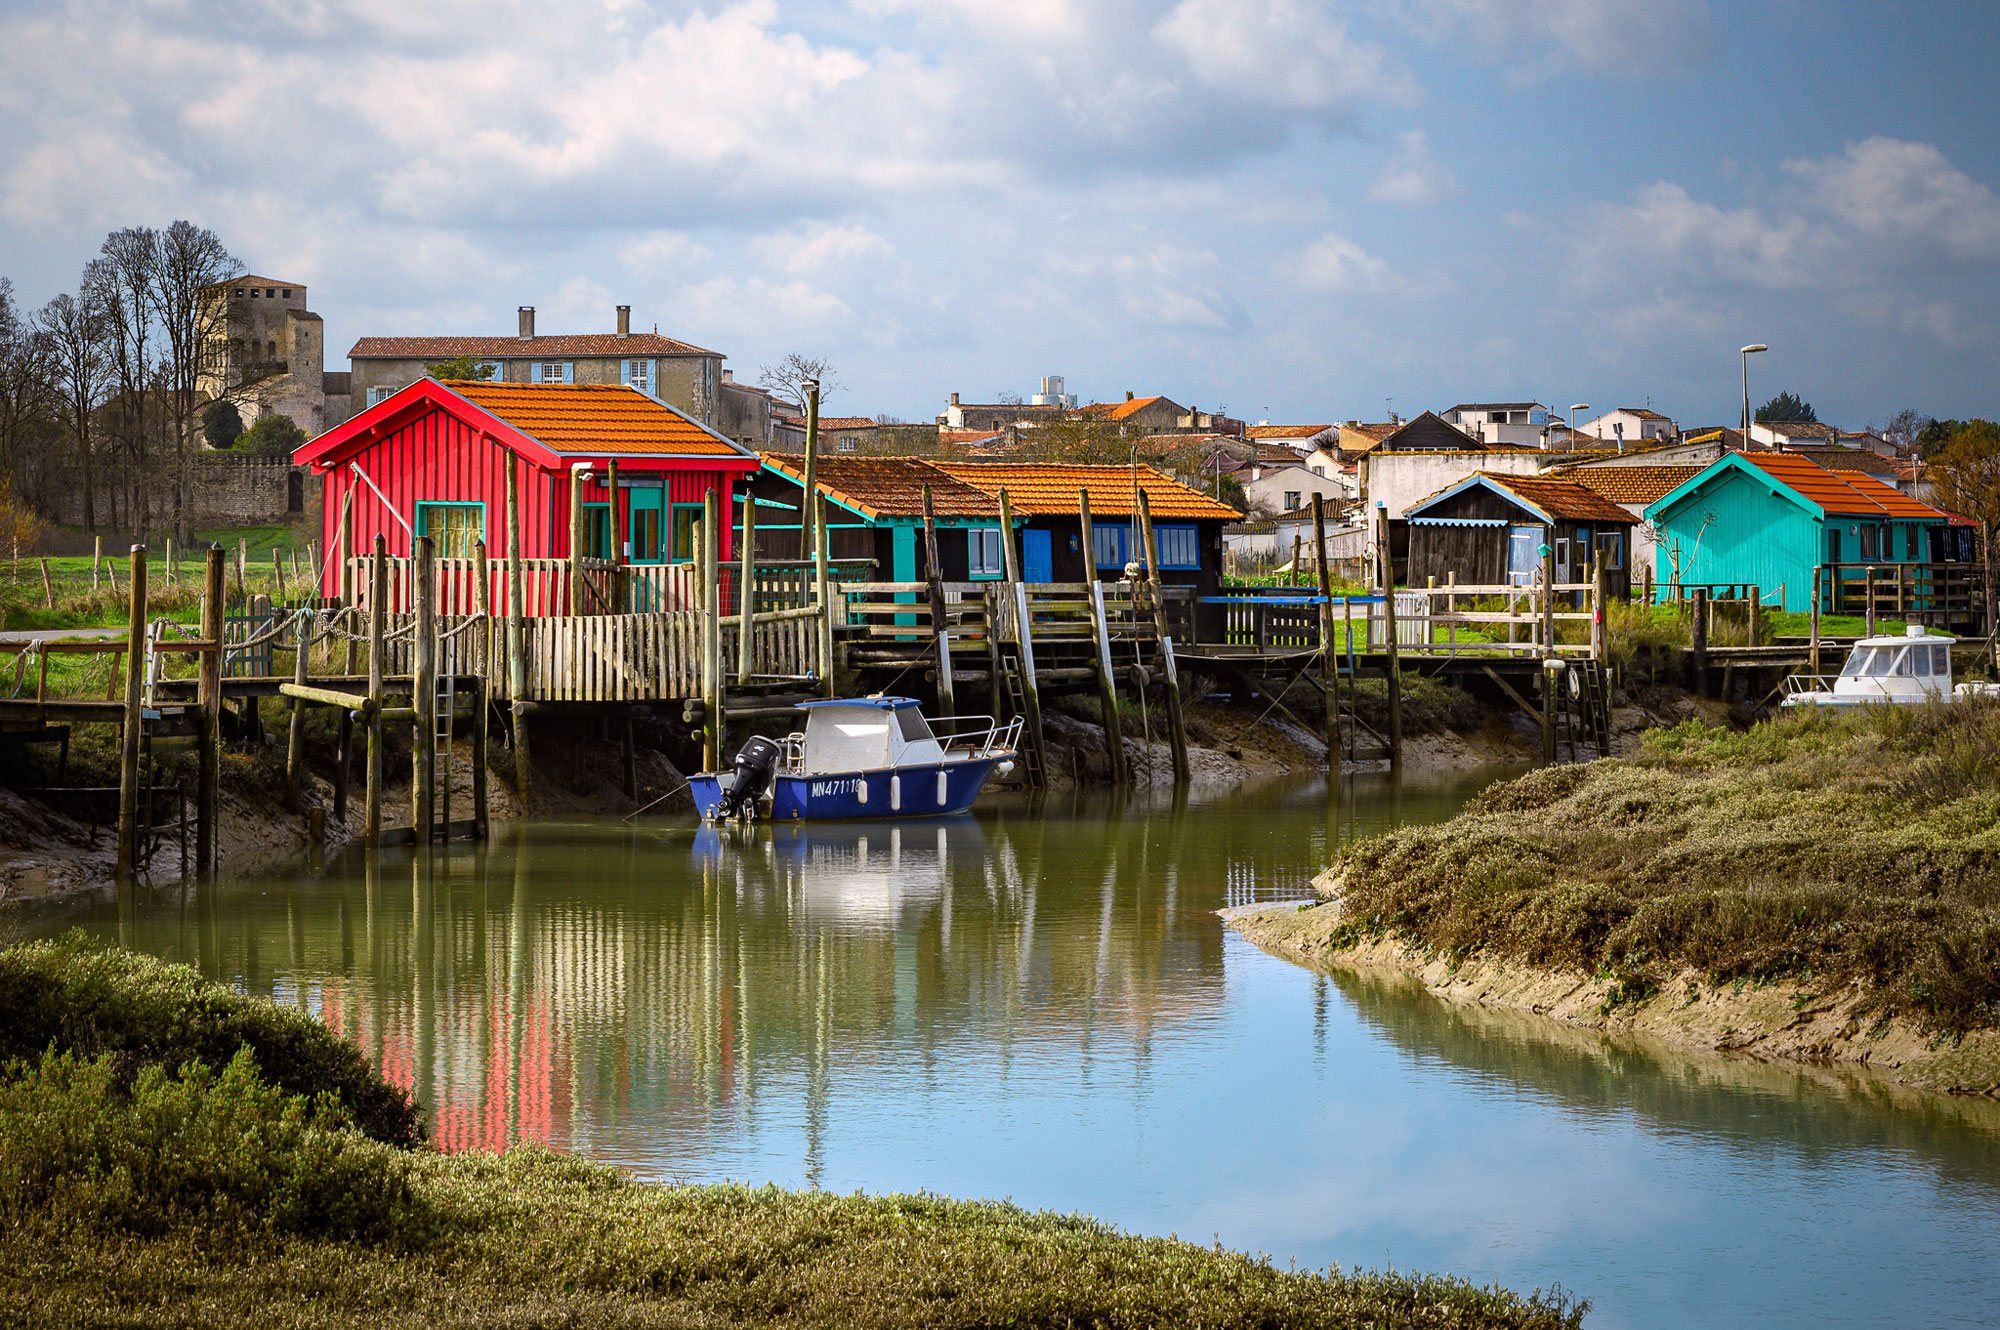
932, 713, 1024, 758
777, 732, 808, 775
1782, 674, 1839, 697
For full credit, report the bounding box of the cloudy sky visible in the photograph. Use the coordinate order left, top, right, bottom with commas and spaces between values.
2, 0, 1995, 429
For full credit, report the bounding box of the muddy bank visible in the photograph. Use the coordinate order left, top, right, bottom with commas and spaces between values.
1226, 899, 2000, 1097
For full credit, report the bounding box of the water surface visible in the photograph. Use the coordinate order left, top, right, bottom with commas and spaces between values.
28, 772, 2000, 1330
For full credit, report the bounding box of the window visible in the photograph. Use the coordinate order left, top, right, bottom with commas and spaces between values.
249, 288, 261, 298
1826, 529, 1842, 564
621, 358, 653, 396
264, 287, 275, 298
968, 528, 1004, 578
1283, 490, 1302, 511
476, 361, 503, 382
1930, 644, 1950, 676
1905, 525, 1920, 559
532, 362, 574, 384
629, 504, 661, 562
1092, 522, 1130, 569
415, 502, 484, 558
1858, 525, 1877, 559
583, 504, 612, 559
281, 288, 293, 298
1154, 525, 1201, 570
839, 434, 858, 453
1595, 531, 1625, 571
669, 505, 703, 563
367, 385, 394, 407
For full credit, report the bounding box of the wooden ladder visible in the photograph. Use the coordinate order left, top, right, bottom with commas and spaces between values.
996, 641, 1046, 787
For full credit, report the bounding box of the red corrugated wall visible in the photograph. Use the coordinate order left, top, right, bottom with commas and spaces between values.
317, 406, 740, 598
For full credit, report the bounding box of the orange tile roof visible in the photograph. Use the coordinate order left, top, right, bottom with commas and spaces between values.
1080, 395, 1167, 421
931, 461, 1241, 520
443, 380, 751, 458
1739, 452, 1947, 520
817, 417, 880, 431
1556, 465, 1705, 505
757, 455, 1001, 521
1476, 473, 1637, 524
1246, 424, 1333, 439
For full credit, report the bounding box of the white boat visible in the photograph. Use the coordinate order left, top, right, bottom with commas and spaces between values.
1782, 625, 1998, 708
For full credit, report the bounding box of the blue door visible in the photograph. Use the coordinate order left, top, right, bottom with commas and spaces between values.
1022, 529, 1053, 583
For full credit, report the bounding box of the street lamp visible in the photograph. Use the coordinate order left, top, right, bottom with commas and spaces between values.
1740, 344, 1768, 448
1567, 403, 1590, 452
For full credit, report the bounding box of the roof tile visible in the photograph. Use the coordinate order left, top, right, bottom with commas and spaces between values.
352, 332, 718, 359
757, 455, 1001, 520
1741, 452, 1946, 520
932, 461, 1241, 520
444, 380, 749, 458
1555, 465, 1705, 505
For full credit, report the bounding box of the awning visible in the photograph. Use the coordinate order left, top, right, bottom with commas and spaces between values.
1408, 517, 1509, 528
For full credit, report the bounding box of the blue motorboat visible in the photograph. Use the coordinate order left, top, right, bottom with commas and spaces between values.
691, 697, 1021, 823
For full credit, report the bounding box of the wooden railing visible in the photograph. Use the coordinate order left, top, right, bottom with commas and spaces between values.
1820, 562, 1985, 628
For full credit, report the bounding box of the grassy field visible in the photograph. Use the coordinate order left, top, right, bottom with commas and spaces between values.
2, 522, 317, 632
0, 939, 1587, 1329
1317, 700, 2000, 1033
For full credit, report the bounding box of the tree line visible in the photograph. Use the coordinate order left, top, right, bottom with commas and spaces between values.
0, 220, 275, 549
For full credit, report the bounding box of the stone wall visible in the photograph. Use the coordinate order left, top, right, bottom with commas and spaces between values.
42, 455, 321, 530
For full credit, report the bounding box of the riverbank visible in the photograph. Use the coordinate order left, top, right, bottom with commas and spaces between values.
0, 938, 1585, 1329
1226, 701, 2000, 1097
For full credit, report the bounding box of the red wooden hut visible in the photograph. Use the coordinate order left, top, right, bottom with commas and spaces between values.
294, 378, 759, 608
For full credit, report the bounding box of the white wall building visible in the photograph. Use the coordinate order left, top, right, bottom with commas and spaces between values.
1579, 408, 1677, 448
1441, 402, 1553, 448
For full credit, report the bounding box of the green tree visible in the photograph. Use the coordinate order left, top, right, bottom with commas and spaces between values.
424, 355, 495, 381
1928, 419, 2000, 631
238, 413, 307, 458
202, 400, 243, 448
1755, 391, 1817, 424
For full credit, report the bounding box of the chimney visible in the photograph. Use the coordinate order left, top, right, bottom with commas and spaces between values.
949, 391, 960, 406
615, 304, 631, 338
721, 368, 733, 383
1125, 389, 1135, 401
518, 306, 535, 340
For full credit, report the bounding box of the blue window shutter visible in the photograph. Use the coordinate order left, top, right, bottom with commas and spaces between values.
619, 359, 631, 385
563, 363, 574, 385
530, 362, 543, 384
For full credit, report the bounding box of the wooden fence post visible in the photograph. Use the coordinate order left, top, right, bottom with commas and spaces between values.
364, 535, 386, 848
285, 608, 309, 812
1078, 489, 1127, 784
1690, 587, 1709, 696
165, 536, 176, 586
1380, 506, 1403, 770
196, 545, 224, 875
736, 492, 757, 685
996, 487, 1046, 786
114, 545, 147, 883
334, 492, 356, 822
39, 558, 54, 609
272, 547, 287, 601
1809, 566, 1823, 675
1135, 488, 1189, 782
1591, 557, 1609, 660
568, 466, 588, 614
412, 535, 437, 845
93, 535, 103, 591
236, 538, 249, 602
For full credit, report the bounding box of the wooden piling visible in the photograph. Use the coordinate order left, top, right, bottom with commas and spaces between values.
364, 535, 386, 848
1078, 490, 1127, 784
272, 547, 287, 601
1809, 566, 1823, 675
920, 485, 955, 714
471, 538, 491, 840
165, 536, 176, 586
412, 535, 437, 845
1311, 495, 1338, 766
285, 607, 309, 812
93, 535, 103, 591
236, 538, 248, 602
332, 490, 357, 822
1378, 507, 1402, 771
814, 493, 836, 699
1591, 558, 1609, 660
1541, 659, 1558, 765
1863, 566, 1877, 637
1690, 587, 1710, 695
568, 466, 588, 613
736, 492, 757, 685
1134, 489, 1189, 782
504, 461, 532, 798
1747, 583, 1761, 648
114, 545, 147, 883
700, 489, 722, 772
996, 487, 1046, 785
196, 546, 224, 875
802, 381, 821, 562
39, 558, 54, 609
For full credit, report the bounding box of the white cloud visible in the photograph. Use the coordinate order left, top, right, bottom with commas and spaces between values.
1367, 130, 1456, 207
1787, 136, 2000, 263
1297, 233, 1394, 292
748, 223, 894, 274
622, 231, 714, 273
1154, 0, 1410, 109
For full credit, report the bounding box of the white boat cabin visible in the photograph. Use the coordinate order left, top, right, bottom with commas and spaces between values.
794, 697, 945, 774
1783, 626, 1956, 707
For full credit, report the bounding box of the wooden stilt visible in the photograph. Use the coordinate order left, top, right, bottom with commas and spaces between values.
1135, 489, 1189, 782
1379, 507, 1402, 771
920, 485, 955, 715
701, 488, 723, 772
334, 491, 356, 821
412, 535, 437, 845
568, 465, 588, 614
814, 494, 836, 698
504, 459, 532, 799
1077, 490, 1127, 784
114, 544, 147, 883
285, 607, 309, 812
196, 545, 224, 875
93, 536, 103, 591
1690, 587, 1710, 696
472, 538, 491, 840
1311, 495, 1338, 767
236, 538, 248, 603
365, 535, 386, 848
1809, 566, 1822, 676
737, 493, 757, 685
996, 487, 1046, 786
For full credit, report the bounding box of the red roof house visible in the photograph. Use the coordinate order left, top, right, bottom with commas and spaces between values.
294, 378, 760, 603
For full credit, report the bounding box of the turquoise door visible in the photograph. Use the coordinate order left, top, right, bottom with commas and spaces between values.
627, 485, 666, 564
1022, 529, 1053, 583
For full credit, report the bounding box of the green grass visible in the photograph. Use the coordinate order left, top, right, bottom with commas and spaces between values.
2, 522, 316, 631
1320, 701, 2000, 1032
0, 941, 1587, 1329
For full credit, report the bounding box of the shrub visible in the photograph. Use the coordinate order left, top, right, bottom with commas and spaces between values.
1348, 674, 1481, 736
0, 937, 421, 1146
0, 1047, 421, 1243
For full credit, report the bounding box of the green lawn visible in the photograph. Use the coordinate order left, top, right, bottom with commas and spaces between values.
2, 523, 318, 632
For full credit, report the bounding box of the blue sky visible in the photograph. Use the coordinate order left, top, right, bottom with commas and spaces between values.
2, 0, 1995, 430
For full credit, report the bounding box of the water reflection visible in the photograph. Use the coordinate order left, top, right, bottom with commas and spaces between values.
25, 768, 2000, 1330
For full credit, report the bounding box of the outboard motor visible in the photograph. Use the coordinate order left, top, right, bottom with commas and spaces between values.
719, 735, 782, 820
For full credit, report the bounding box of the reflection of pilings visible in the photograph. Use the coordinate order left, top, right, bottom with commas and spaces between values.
413, 853, 436, 1131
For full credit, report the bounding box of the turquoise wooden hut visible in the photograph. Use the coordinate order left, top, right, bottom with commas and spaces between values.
742, 454, 1015, 581
1643, 452, 1953, 611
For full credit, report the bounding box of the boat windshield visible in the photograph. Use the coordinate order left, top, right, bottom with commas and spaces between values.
1839, 647, 1878, 678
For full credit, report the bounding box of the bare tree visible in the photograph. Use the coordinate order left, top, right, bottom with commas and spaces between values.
1877, 408, 1932, 459
35, 288, 112, 533
758, 353, 843, 411
0, 278, 58, 501
90, 231, 160, 539
148, 220, 241, 541
1928, 420, 2000, 633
